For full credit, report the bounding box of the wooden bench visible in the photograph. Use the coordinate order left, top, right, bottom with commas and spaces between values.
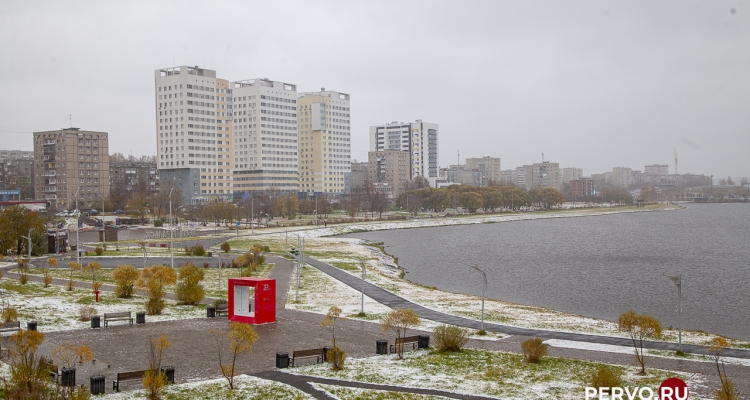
290, 348, 325, 367
103, 312, 133, 327
113, 370, 146, 392
215, 304, 228, 317
390, 335, 420, 354
0, 321, 21, 334
41, 359, 59, 383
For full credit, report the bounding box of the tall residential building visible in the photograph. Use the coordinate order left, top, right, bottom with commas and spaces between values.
500, 169, 517, 186
348, 160, 369, 193
522, 161, 560, 191
611, 167, 633, 188
369, 120, 439, 183
465, 156, 501, 186
32, 128, 110, 210
562, 167, 583, 184
297, 90, 350, 195
230, 78, 298, 195
368, 150, 409, 198
155, 66, 233, 205
0, 150, 35, 199
109, 161, 159, 197
644, 164, 668, 183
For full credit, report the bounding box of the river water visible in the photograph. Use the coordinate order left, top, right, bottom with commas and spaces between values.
341, 204, 750, 340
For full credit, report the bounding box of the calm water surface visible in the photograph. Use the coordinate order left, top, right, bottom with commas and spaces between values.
341, 204, 750, 340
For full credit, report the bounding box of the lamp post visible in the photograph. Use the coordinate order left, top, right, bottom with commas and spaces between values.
666, 274, 682, 351
20, 229, 34, 260
169, 188, 174, 270
470, 264, 488, 331
251, 196, 254, 234
358, 258, 367, 315
74, 189, 81, 270
289, 232, 304, 302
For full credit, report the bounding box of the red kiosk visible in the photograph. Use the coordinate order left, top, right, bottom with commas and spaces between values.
228, 277, 276, 324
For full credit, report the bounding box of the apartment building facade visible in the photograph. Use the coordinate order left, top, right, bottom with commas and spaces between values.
369, 120, 439, 184
348, 160, 369, 193
231, 78, 299, 195
297, 90, 350, 195
32, 128, 110, 210
562, 167, 583, 184
109, 161, 159, 197
368, 150, 409, 198
520, 161, 561, 191
465, 156, 501, 186
154, 66, 233, 205
0, 150, 35, 199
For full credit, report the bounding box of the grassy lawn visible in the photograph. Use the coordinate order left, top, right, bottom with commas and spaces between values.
88, 375, 311, 399
314, 384, 445, 399
292, 348, 692, 400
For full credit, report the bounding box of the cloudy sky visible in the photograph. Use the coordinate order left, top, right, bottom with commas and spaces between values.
1, 0, 747, 179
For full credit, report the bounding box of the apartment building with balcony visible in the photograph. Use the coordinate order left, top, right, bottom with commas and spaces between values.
33, 128, 110, 210
369, 120, 439, 185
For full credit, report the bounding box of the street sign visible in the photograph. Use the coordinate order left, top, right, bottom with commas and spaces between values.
116, 218, 121, 226
78, 220, 83, 228
236, 221, 241, 226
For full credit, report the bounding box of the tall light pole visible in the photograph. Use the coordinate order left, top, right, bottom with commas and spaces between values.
289, 232, 303, 302
358, 258, 367, 315
20, 229, 34, 260
666, 274, 682, 351
250, 196, 254, 234
470, 264, 488, 331
74, 189, 81, 269
169, 188, 174, 270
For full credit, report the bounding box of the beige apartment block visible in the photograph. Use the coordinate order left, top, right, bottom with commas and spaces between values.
368, 150, 409, 198
297, 90, 351, 195
465, 156, 501, 186
33, 128, 110, 210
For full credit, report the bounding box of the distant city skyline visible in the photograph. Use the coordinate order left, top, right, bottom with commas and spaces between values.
1, 1, 747, 179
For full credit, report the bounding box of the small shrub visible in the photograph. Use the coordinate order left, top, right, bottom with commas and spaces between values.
589, 366, 623, 393
78, 306, 97, 321
94, 247, 104, 256
153, 220, 163, 227
220, 242, 231, 253
203, 261, 210, 269
43, 270, 53, 287
67, 279, 76, 291
113, 265, 139, 298
327, 346, 346, 370
433, 324, 469, 352
18, 274, 28, 285
92, 281, 103, 292
184, 246, 193, 256
520, 337, 548, 363
2, 306, 18, 322
175, 263, 205, 305
214, 298, 228, 307
193, 244, 206, 257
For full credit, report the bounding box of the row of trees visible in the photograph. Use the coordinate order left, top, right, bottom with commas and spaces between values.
0, 206, 47, 256
394, 185, 566, 215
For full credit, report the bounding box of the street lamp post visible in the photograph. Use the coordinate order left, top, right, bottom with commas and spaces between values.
251, 196, 254, 234
666, 274, 682, 351
470, 264, 488, 331
20, 229, 34, 261
358, 258, 367, 314
74, 189, 81, 271
169, 188, 174, 270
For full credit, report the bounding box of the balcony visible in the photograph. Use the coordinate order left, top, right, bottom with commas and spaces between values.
43, 139, 56, 146
41, 171, 56, 177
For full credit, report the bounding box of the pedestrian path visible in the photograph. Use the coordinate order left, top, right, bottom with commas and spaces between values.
300, 256, 750, 360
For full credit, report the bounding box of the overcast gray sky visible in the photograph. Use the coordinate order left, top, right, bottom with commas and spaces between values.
1, 0, 747, 179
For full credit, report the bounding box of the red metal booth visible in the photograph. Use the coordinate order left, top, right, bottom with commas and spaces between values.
228, 277, 276, 324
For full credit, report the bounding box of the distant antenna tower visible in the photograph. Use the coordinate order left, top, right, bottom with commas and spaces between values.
542, 153, 545, 162
457, 149, 460, 166
68, 115, 73, 128
674, 147, 678, 184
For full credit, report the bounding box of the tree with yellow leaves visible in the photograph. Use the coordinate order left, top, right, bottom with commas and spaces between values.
113, 264, 139, 298
704, 337, 738, 400
136, 265, 176, 315
321, 306, 346, 370
44, 258, 57, 287
83, 261, 102, 292
66, 261, 81, 291
143, 335, 172, 400
380, 308, 420, 359
617, 310, 661, 374
211, 322, 258, 389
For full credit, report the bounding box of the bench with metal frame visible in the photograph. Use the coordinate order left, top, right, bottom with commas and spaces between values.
290, 348, 325, 367
113, 370, 146, 392
215, 304, 228, 317
103, 311, 133, 327
390, 335, 420, 354
0, 321, 21, 334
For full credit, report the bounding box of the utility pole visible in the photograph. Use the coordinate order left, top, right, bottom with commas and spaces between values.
20, 229, 34, 260
667, 274, 682, 351
251, 196, 254, 234
74, 189, 81, 272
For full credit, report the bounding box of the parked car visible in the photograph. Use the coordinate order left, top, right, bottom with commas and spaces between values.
114, 209, 125, 214
89, 209, 99, 215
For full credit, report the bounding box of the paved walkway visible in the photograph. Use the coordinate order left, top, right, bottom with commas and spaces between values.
301, 255, 750, 360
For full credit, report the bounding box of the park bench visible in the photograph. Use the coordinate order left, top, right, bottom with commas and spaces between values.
215, 304, 228, 317
390, 335, 420, 354
41, 359, 59, 383
103, 312, 133, 327
0, 321, 20, 334
113, 370, 146, 392
290, 348, 325, 367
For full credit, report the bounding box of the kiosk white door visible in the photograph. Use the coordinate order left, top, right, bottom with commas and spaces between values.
234, 286, 249, 316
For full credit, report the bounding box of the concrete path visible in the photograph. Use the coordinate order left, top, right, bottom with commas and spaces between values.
300, 255, 750, 360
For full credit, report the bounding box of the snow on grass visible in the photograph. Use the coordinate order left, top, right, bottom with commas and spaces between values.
545, 339, 750, 367
74, 375, 312, 399
0, 279, 205, 332
312, 383, 450, 399
289, 348, 693, 400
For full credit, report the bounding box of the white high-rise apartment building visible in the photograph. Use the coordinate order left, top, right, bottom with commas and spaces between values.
154, 66, 233, 205
298, 90, 351, 194
369, 120, 439, 184
231, 79, 298, 194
